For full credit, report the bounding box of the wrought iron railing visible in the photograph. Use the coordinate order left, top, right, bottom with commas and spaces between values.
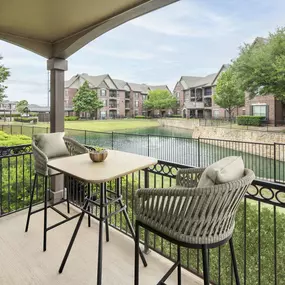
1, 144, 285, 284
2, 124, 285, 183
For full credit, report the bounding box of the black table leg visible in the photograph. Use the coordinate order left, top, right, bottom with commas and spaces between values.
97, 182, 105, 285
58, 186, 90, 274
104, 182, 110, 242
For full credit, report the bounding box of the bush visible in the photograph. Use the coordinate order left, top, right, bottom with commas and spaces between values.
134, 115, 147, 119
237, 115, 265, 126
64, 116, 79, 121
169, 114, 182, 118
14, 117, 38, 124
0, 131, 31, 146
0, 113, 21, 119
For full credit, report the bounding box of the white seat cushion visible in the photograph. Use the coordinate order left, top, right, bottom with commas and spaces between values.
34, 132, 70, 159
197, 156, 245, 188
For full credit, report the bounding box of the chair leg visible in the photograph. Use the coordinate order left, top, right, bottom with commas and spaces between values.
25, 173, 37, 232
134, 222, 140, 285
43, 176, 48, 252
59, 199, 88, 273
202, 245, 210, 285
177, 245, 182, 285
229, 238, 241, 285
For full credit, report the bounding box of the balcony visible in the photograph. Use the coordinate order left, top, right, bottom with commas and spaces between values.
1, 136, 285, 285
185, 102, 204, 109
125, 92, 131, 100
109, 103, 118, 109
125, 104, 130, 109
109, 91, 118, 98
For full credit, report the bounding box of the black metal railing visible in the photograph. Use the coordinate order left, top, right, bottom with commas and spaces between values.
2, 124, 285, 183
1, 144, 285, 284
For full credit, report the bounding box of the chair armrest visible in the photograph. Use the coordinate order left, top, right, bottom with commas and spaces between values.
32, 142, 48, 176
64, 137, 88, 155
176, 167, 205, 188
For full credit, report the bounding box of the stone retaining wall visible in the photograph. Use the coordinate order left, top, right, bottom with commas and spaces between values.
192, 126, 285, 161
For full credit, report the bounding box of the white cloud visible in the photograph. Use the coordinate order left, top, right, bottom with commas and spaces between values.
85, 46, 154, 60
157, 45, 175, 52
130, 0, 237, 38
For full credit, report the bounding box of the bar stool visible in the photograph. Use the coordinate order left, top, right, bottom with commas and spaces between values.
135, 167, 255, 285
25, 132, 88, 251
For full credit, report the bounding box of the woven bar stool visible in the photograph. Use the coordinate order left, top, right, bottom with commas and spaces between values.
25, 133, 88, 251
134, 167, 255, 285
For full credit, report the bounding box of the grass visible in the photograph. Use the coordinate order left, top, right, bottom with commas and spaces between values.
8, 119, 160, 132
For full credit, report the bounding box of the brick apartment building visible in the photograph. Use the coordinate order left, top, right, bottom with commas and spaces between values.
174, 62, 285, 122
64, 74, 170, 119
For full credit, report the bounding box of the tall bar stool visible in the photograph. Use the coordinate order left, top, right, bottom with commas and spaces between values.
135, 167, 255, 285
25, 132, 88, 251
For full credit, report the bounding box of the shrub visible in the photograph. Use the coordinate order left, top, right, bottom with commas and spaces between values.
237, 115, 265, 126
134, 115, 146, 119
14, 117, 38, 124
169, 114, 182, 118
0, 131, 31, 146
64, 116, 79, 121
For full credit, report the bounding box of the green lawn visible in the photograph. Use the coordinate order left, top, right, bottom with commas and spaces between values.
18, 119, 160, 132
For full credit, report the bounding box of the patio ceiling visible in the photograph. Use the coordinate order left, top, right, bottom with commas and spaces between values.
0, 0, 178, 59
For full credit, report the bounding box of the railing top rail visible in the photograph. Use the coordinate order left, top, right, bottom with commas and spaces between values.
199, 136, 274, 146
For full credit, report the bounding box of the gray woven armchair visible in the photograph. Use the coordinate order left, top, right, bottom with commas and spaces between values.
32, 137, 88, 176
25, 134, 88, 252
134, 167, 255, 285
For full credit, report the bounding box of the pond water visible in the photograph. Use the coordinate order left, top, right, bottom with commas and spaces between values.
63, 126, 284, 182
120, 126, 193, 138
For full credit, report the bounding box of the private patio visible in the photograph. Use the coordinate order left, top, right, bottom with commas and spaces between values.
0, 204, 202, 285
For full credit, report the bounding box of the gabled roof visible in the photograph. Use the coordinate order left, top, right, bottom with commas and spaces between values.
112, 79, 127, 90
194, 73, 217, 88
148, 85, 170, 92
180, 76, 203, 89
128, 82, 149, 93
212, 64, 230, 86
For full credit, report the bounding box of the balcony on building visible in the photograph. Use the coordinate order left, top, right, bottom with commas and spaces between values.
204, 97, 212, 108
109, 90, 118, 98
125, 92, 131, 100
125, 103, 130, 109
109, 103, 118, 109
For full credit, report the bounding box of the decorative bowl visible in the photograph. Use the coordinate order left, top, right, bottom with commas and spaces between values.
89, 149, 108, 162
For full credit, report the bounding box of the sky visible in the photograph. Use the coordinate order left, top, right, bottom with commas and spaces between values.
1, 0, 285, 105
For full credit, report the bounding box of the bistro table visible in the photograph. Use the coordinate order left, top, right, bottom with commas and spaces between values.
47, 150, 157, 285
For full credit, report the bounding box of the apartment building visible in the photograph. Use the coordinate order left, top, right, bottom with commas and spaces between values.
173, 68, 223, 118
65, 73, 170, 119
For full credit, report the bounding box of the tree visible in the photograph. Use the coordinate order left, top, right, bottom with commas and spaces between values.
213, 67, 245, 120
16, 100, 29, 114
233, 27, 285, 101
143, 90, 177, 116
0, 55, 10, 103
73, 81, 103, 119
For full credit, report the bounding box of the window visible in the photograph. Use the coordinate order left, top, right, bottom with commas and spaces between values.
142, 95, 147, 101
102, 100, 107, 107
135, 101, 139, 107
135, 93, 139, 99
252, 105, 268, 117
101, 89, 106, 96
135, 110, 138, 116
176, 92, 180, 98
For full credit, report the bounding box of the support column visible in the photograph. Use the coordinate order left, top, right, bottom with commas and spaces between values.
47, 58, 68, 202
